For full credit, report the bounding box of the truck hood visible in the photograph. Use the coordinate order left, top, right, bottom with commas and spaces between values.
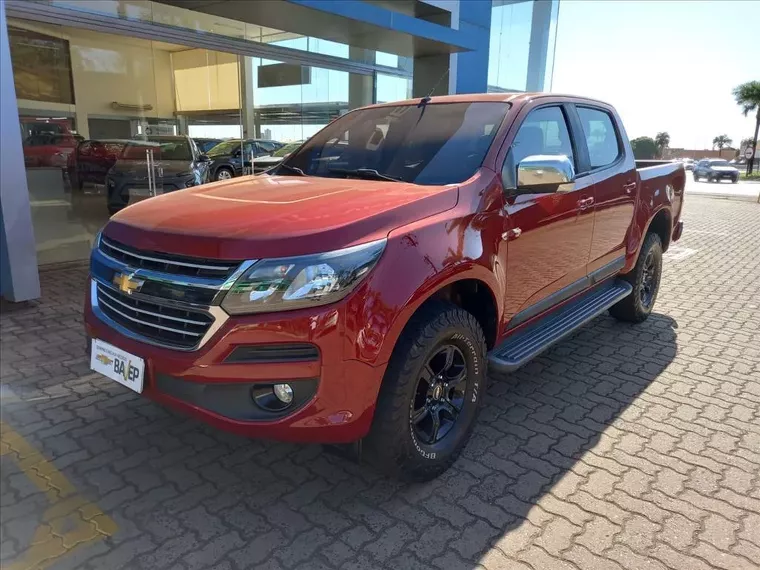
105, 174, 459, 259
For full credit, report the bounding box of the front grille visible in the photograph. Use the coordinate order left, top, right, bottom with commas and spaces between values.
100, 236, 239, 280
96, 283, 213, 349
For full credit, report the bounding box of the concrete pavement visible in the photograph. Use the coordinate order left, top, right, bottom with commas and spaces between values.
2, 196, 759, 570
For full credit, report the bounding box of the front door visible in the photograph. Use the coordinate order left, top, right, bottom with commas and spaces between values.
500, 104, 595, 328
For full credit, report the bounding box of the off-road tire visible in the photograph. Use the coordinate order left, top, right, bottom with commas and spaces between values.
609, 232, 663, 323
364, 301, 487, 482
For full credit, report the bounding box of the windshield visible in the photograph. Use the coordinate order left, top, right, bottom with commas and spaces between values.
272, 142, 301, 157
207, 140, 243, 157
283, 102, 509, 185
121, 137, 192, 161
710, 160, 731, 167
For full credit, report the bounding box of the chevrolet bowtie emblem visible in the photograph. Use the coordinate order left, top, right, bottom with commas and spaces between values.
96, 354, 113, 366
113, 272, 144, 295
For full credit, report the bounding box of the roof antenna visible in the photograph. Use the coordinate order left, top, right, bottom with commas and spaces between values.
418, 68, 450, 107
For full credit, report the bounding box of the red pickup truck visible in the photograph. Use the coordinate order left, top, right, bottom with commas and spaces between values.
85, 93, 684, 481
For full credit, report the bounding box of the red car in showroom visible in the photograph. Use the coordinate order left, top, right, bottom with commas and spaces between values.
86, 93, 684, 481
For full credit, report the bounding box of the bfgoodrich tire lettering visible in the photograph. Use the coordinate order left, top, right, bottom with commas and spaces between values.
364, 301, 487, 482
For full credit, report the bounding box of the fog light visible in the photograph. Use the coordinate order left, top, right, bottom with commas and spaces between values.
273, 383, 294, 404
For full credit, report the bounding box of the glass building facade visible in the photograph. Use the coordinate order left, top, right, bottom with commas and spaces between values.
0, 0, 559, 301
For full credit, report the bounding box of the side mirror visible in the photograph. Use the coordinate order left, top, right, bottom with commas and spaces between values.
516, 154, 575, 193
198, 154, 210, 162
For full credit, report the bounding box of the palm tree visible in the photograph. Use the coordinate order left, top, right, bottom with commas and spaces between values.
712, 135, 732, 157
733, 81, 760, 174
655, 132, 670, 158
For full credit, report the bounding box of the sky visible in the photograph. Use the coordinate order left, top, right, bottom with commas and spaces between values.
550, 0, 759, 150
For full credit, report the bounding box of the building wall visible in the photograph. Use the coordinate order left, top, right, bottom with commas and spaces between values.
172, 49, 241, 112
12, 21, 175, 138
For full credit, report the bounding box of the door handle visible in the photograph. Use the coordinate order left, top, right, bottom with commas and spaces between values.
623, 182, 637, 194
577, 197, 594, 209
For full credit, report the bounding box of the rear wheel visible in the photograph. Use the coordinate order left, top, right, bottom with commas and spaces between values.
609, 232, 662, 323
364, 301, 487, 482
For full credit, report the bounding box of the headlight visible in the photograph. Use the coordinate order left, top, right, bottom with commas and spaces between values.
220, 239, 386, 315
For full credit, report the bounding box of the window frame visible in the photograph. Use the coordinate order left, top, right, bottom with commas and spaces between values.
568, 104, 624, 175
500, 102, 582, 191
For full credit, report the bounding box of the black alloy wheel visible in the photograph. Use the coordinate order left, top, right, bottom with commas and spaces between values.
639, 249, 657, 309
410, 344, 467, 445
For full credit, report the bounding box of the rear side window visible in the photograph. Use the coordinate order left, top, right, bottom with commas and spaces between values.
576, 107, 621, 169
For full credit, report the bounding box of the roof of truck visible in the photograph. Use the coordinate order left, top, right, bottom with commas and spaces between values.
365, 92, 613, 109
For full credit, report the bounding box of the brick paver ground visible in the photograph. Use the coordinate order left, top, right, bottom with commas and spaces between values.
1, 196, 759, 570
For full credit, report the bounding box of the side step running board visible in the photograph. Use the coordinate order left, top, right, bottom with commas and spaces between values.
488, 279, 633, 373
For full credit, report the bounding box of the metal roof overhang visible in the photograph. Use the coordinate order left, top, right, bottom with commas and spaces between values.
154, 0, 476, 57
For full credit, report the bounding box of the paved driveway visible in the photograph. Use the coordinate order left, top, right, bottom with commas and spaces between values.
2, 196, 759, 570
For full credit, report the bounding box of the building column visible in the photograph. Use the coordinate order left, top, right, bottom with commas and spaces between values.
0, 3, 40, 301
349, 48, 374, 109
412, 0, 492, 97
526, 0, 554, 92
240, 56, 257, 138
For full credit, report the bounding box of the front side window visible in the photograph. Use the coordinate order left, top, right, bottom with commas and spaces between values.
285, 102, 509, 185
502, 106, 574, 188
576, 107, 621, 169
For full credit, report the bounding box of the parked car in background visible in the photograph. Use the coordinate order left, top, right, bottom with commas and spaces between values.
105, 136, 210, 215
20, 117, 84, 168
193, 138, 224, 154
206, 139, 284, 180
680, 158, 695, 171
252, 141, 304, 173
68, 139, 127, 189
692, 158, 739, 183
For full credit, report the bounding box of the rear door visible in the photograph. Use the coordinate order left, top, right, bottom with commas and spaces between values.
500, 104, 595, 328
570, 105, 636, 277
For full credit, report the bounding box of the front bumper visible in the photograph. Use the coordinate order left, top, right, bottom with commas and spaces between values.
84, 281, 386, 443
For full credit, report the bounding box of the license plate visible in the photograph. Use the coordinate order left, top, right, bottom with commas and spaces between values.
90, 339, 145, 393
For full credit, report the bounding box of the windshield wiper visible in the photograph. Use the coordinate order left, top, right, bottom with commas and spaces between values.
277, 163, 305, 176
327, 168, 401, 182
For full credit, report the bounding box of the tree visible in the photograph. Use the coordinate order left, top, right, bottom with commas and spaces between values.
630, 136, 658, 160
655, 132, 670, 158
733, 80, 760, 174
712, 135, 732, 156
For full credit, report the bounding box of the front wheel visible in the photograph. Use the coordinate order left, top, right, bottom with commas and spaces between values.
364, 301, 487, 482
609, 232, 663, 323
214, 167, 234, 181
732, 177, 738, 184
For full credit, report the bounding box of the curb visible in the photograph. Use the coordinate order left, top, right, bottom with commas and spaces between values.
686, 192, 759, 203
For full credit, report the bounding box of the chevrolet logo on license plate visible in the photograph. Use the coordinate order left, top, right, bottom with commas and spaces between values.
113, 272, 144, 295
96, 353, 113, 366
